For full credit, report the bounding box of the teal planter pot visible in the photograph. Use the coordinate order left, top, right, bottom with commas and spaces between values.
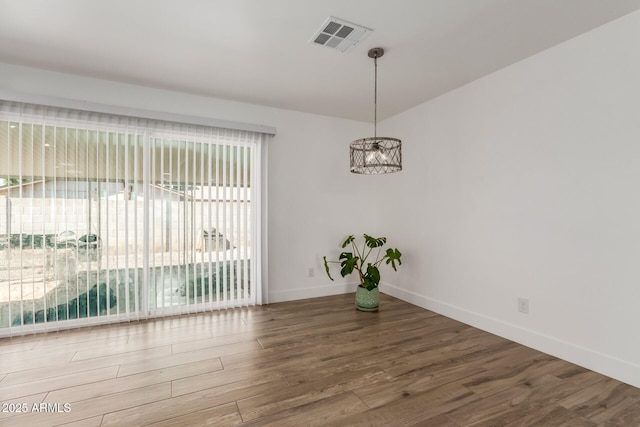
355, 286, 379, 312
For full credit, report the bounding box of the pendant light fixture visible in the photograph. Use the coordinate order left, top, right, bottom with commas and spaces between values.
350, 47, 402, 174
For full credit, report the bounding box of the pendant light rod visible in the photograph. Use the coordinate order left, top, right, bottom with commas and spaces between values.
368, 47, 384, 139
374, 53, 378, 139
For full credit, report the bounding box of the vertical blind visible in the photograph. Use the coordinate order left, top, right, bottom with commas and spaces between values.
0, 100, 264, 336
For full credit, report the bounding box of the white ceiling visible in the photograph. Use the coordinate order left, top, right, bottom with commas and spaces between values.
1, 0, 640, 122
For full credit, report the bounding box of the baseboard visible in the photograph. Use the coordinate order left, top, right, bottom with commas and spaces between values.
269, 282, 355, 303
381, 282, 640, 389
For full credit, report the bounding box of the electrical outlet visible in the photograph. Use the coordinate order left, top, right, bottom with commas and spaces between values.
518, 297, 529, 314
308, 267, 315, 278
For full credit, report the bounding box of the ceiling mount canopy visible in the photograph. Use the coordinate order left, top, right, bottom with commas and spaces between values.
350, 47, 402, 175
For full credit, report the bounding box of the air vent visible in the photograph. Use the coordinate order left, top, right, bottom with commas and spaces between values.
309, 16, 372, 53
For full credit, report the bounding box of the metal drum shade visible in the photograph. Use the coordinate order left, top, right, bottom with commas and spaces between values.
350, 137, 402, 174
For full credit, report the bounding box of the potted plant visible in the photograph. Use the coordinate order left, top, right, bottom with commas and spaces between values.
323, 234, 402, 311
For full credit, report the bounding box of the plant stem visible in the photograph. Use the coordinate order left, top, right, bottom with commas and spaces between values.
353, 241, 365, 286
374, 247, 382, 264
361, 240, 375, 266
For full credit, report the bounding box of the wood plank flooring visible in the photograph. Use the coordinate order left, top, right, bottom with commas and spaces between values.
1, 293, 639, 426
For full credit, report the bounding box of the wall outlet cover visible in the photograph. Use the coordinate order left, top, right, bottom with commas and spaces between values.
518, 297, 529, 314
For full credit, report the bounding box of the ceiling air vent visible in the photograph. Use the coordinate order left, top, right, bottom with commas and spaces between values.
309, 16, 373, 53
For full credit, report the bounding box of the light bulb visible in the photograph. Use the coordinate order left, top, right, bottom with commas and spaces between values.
365, 144, 389, 164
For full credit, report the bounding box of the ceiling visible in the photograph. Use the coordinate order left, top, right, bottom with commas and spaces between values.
1, 0, 640, 122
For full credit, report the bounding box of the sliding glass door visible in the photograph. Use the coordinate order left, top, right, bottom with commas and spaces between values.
147, 135, 253, 315
0, 103, 262, 335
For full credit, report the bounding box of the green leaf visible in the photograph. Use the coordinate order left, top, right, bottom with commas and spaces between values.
341, 235, 355, 248
323, 256, 334, 281
339, 252, 358, 277
366, 263, 380, 284
384, 248, 402, 271
362, 264, 380, 291
339, 252, 353, 260
362, 276, 376, 291
363, 234, 387, 248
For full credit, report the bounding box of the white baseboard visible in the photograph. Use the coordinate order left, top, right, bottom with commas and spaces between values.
269, 282, 355, 303
381, 282, 640, 389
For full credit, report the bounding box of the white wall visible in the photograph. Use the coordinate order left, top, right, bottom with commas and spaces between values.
0, 62, 375, 303
378, 10, 640, 387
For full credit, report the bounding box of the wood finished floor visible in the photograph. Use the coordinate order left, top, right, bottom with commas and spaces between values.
1, 293, 639, 426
